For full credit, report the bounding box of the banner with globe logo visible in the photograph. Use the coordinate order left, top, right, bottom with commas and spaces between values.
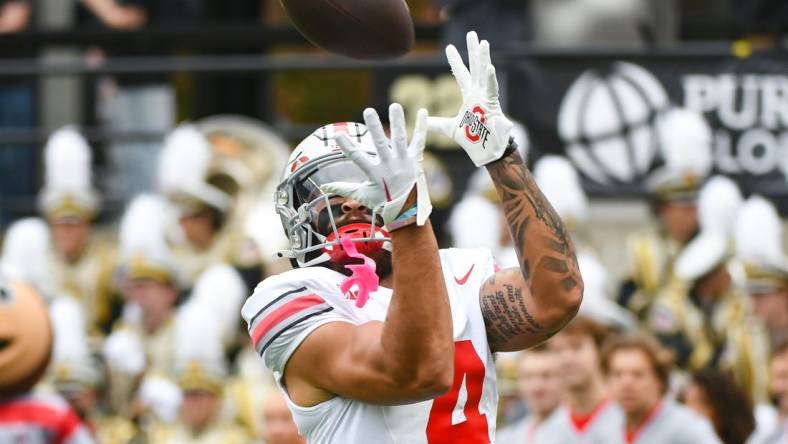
505, 50, 788, 208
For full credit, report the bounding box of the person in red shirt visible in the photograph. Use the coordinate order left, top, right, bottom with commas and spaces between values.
604, 334, 720, 444
535, 315, 622, 443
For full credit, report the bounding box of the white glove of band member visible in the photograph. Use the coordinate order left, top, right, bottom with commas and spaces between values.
321, 103, 432, 228
428, 31, 513, 167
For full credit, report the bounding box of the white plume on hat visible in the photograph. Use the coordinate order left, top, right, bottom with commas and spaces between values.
698, 176, 744, 234
158, 124, 230, 212
534, 155, 589, 225
119, 194, 180, 283
174, 302, 227, 384
188, 264, 246, 342
138, 376, 183, 424
674, 175, 742, 281
102, 329, 146, 375
577, 252, 637, 330
448, 169, 501, 251
37, 126, 100, 215
244, 198, 289, 261
510, 121, 530, 160
646, 107, 713, 192
735, 196, 788, 272
49, 297, 101, 387
0, 217, 53, 298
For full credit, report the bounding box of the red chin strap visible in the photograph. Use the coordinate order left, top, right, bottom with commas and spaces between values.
323, 223, 389, 263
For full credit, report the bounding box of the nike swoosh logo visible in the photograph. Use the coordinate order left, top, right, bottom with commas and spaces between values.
454, 264, 475, 285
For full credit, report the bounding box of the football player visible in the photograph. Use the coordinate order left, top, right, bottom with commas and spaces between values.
242, 31, 583, 443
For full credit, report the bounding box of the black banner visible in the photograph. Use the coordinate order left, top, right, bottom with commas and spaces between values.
504, 48, 788, 208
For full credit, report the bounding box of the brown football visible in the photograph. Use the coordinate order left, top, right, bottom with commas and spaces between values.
279, 0, 414, 59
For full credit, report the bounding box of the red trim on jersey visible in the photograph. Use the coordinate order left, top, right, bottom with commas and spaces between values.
624, 400, 663, 444
251, 294, 326, 346
0, 399, 83, 443
569, 398, 611, 433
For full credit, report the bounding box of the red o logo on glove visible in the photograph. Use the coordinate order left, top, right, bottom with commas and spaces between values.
460, 105, 491, 148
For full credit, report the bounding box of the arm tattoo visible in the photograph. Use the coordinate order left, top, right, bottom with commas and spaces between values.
480, 270, 550, 350
485, 151, 581, 292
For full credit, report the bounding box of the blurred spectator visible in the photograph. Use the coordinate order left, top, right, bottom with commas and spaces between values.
80, 0, 146, 29
260, 391, 305, 444
496, 345, 563, 444
38, 127, 119, 335
48, 297, 138, 444
432, 0, 529, 50
734, 196, 788, 348
148, 304, 249, 443
536, 316, 622, 443
684, 369, 755, 444
603, 334, 721, 444
0, 0, 30, 33
157, 124, 266, 290
0, 0, 34, 225
618, 108, 713, 322
530, 0, 676, 45
111, 195, 181, 381
749, 343, 788, 444
77, 0, 201, 201
648, 177, 770, 402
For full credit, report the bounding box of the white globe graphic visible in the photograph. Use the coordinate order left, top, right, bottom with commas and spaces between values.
558, 62, 669, 184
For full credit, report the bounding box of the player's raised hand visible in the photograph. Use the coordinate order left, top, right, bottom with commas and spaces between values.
428, 31, 513, 167
322, 103, 432, 229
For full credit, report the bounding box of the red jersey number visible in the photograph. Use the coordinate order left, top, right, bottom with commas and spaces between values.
426, 340, 489, 443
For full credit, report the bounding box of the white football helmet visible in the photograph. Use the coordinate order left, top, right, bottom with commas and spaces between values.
276, 122, 390, 267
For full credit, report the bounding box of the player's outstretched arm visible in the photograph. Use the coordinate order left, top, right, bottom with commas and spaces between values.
283, 104, 453, 406
428, 31, 582, 352
482, 149, 582, 351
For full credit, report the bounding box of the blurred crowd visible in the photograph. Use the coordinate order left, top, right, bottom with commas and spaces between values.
1, 101, 788, 444
1, 120, 305, 443
1, 1, 788, 444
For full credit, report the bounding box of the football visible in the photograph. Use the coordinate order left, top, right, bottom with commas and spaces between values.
279, 0, 415, 60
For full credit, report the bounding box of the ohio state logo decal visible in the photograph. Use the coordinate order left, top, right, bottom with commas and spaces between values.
460, 105, 491, 148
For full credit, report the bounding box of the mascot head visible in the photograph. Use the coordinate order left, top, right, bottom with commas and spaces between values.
0, 278, 53, 397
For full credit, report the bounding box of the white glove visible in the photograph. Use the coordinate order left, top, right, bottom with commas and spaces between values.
102, 329, 146, 375
321, 103, 432, 228
138, 376, 183, 424
428, 31, 513, 167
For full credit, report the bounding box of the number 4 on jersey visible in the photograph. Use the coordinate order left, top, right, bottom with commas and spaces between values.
426, 340, 489, 443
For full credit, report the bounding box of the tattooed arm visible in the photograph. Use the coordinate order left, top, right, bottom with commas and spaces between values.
480, 144, 583, 352
424, 31, 582, 351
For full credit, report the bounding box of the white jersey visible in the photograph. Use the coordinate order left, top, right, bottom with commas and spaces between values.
622, 400, 721, 444
534, 400, 624, 444
242, 248, 499, 444
747, 405, 783, 444
496, 409, 560, 444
